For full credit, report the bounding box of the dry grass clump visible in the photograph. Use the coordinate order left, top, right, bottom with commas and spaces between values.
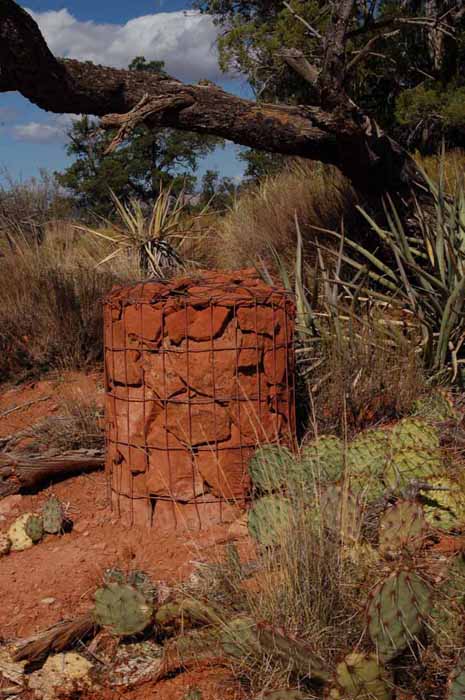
207, 160, 357, 270
415, 148, 465, 194
306, 313, 425, 437
0, 232, 139, 381
24, 395, 104, 453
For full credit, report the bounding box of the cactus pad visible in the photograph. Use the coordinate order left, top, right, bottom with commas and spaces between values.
42, 496, 65, 534
421, 478, 465, 531
384, 418, 442, 490
8, 513, 37, 551
378, 500, 427, 557
0, 534, 11, 556
221, 616, 261, 658
93, 583, 153, 636
320, 485, 362, 542
248, 445, 294, 492
25, 514, 44, 543
248, 495, 292, 546
329, 652, 393, 699
414, 390, 458, 423
300, 436, 344, 483
367, 569, 431, 661
447, 658, 465, 700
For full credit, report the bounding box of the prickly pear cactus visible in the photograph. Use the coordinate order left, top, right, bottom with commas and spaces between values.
0, 533, 11, 556
258, 625, 330, 683
421, 478, 465, 531
221, 616, 261, 659
346, 429, 389, 502
447, 658, 465, 700
93, 583, 153, 636
378, 500, 427, 557
155, 598, 221, 631
300, 436, 344, 483
414, 390, 458, 423
249, 445, 294, 492
25, 514, 44, 543
248, 495, 292, 546
367, 569, 431, 661
8, 513, 37, 551
384, 418, 442, 490
328, 652, 393, 699
42, 496, 65, 535
320, 485, 362, 542
128, 570, 158, 603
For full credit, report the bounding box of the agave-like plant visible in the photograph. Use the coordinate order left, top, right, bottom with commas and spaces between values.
313, 158, 465, 383
77, 185, 208, 278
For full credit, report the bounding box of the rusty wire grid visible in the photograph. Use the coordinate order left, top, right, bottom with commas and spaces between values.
103, 271, 296, 529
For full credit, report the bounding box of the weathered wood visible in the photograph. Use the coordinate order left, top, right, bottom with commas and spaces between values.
0, 449, 104, 498
12, 613, 96, 663
0, 0, 416, 193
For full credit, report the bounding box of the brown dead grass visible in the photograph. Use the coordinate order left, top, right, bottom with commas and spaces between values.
205, 160, 357, 270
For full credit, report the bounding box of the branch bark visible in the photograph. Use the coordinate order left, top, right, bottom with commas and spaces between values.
0, 0, 418, 193
0, 450, 104, 498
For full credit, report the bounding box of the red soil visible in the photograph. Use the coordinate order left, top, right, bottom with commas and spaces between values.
0, 372, 253, 699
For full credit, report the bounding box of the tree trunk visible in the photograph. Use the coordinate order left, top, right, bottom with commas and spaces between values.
0, 450, 104, 499
0, 0, 419, 195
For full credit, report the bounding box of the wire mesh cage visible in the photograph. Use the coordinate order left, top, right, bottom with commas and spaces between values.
104, 269, 296, 529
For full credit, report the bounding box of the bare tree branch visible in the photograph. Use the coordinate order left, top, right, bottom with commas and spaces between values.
282, 0, 323, 41
279, 48, 320, 86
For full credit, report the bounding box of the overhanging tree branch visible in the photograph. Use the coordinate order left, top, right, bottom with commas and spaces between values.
0, 0, 418, 193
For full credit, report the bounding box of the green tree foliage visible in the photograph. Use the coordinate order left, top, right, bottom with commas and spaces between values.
200, 169, 239, 209
57, 57, 221, 216
194, 1, 465, 152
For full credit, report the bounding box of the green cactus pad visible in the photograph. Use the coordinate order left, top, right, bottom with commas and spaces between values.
221, 616, 261, 659
379, 500, 427, 557
367, 569, 431, 661
300, 436, 344, 483
155, 598, 221, 631
447, 658, 465, 700
385, 419, 442, 490
248, 495, 292, 546
93, 583, 153, 636
320, 485, 362, 542
258, 625, 330, 682
248, 445, 294, 492
346, 429, 389, 501
421, 478, 465, 531
414, 390, 458, 423
25, 514, 44, 543
330, 652, 393, 699
42, 495, 65, 534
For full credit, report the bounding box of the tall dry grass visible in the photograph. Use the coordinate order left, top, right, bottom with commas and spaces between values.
0, 227, 139, 381
206, 160, 357, 270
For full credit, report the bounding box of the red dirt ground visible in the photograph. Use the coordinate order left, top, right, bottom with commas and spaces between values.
0, 372, 253, 700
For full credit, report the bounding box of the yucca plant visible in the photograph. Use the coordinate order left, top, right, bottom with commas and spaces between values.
314, 158, 465, 384
77, 185, 207, 278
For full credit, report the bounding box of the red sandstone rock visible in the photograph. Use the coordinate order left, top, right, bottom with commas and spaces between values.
152, 494, 240, 532
106, 349, 142, 386
153, 399, 231, 446
146, 447, 205, 500
195, 446, 252, 500
124, 303, 163, 344
104, 271, 295, 525
237, 305, 279, 335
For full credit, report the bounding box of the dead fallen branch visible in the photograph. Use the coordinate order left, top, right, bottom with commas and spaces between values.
0, 396, 52, 420
0, 449, 104, 499
13, 613, 96, 664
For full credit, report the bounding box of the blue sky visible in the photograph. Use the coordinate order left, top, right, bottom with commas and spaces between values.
0, 1, 252, 186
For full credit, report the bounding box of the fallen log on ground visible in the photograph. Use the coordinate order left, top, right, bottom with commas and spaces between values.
0, 449, 104, 498
12, 613, 96, 663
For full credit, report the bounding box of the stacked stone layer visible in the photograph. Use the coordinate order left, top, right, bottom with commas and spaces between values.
104, 269, 296, 529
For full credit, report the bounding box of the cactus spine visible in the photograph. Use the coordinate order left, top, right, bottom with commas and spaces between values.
366, 569, 431, 661
93, 583, 153, 636
378, 500, 427, 557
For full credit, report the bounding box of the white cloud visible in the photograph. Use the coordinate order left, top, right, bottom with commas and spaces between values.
11, 114, 80, 143
25, 7, 222, 83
